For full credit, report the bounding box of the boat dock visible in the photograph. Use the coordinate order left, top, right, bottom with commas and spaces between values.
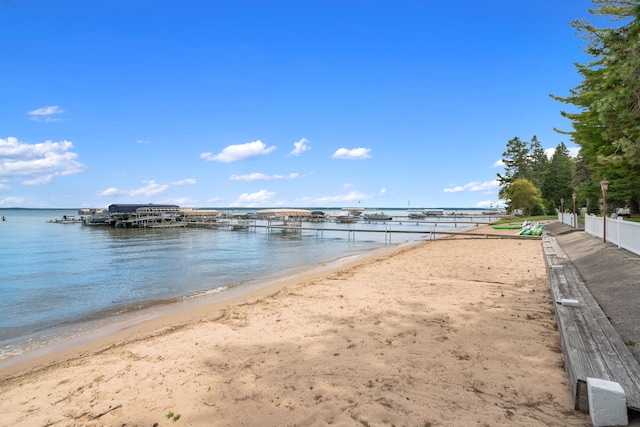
75, 204, 514, 244
81, 205, 499, 229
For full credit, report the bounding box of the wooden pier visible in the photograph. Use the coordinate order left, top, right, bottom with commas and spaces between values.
82, 205, 508, 243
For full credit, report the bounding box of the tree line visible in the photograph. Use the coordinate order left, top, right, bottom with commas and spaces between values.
499, 0, 640, 216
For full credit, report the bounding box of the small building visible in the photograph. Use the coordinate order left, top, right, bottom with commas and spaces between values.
108, 204, 180, 214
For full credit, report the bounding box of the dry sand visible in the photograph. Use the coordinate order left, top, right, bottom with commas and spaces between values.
0, 225, 591, 426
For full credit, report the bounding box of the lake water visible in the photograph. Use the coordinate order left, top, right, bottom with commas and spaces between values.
0, 207, 491, 363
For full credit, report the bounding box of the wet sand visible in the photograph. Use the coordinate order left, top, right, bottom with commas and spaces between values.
0, 225, 590, 426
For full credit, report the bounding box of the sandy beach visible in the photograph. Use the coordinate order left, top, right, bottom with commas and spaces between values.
0, 225, 591, 426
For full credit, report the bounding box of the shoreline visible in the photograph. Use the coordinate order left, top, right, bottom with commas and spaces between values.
0, 239, 418, 378
2, 208, 460, 367
0, 225, 591, 426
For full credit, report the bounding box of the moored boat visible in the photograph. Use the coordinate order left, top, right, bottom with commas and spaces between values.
517, 222, 544, 236
335, 211, 358, 223
47, 215, 83, 224
363, 211, 393, 221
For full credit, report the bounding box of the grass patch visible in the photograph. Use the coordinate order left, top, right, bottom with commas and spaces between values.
166, 412, 182, 421
493, 215, 556, 225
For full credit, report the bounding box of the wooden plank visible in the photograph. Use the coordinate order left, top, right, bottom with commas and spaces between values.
543, 236, 640, 411
561, 260, 640, 411
543, 247, 596, 410
553, 289, 605, 409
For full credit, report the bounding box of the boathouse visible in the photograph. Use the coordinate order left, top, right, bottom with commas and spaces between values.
108, 204, 180, 214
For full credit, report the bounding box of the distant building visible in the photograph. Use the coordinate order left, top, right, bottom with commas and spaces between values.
108, 204, 180, 214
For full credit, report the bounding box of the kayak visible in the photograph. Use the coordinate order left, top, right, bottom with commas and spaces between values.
517, 223, 544, 236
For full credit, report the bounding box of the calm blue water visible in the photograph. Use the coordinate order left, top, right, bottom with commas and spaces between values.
0, 208, 489, 362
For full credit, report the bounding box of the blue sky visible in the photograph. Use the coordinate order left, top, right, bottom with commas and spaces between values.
1, 1, 590, 209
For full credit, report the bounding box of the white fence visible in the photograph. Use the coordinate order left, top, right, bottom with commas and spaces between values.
558, 212, 578, 228
581, 214, 640, 256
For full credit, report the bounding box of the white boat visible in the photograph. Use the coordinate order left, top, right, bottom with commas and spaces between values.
408, 210, 426, 219
341, 207, 364, 217
310, 211, 327, 222
335, 211, 358, 223
47, 215, 83, 224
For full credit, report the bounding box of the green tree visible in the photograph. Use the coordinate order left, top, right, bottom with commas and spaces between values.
506, 179, 542, 216
552, 0, 640, 213
544, 198, 557, 215
530, 203, 545, 216
529, 135, 549, 188
571, 154, 595, 213
497, 137, 531, 201
541, 142, 574, 205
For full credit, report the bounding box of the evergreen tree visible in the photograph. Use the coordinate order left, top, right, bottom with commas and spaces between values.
571, 154, 594, 213
551, 0, 640, 213
497, 137, 531, 201
541, 142, 574, 205
529, 135, 549, 188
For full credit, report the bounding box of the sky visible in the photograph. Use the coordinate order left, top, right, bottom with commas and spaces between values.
1, 1, 594, 209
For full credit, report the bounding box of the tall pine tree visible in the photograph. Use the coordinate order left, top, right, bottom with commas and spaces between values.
529, 135, 549, 188
497, 137, 531, 202
541, 142, 574, 209
552, 0, 640, 213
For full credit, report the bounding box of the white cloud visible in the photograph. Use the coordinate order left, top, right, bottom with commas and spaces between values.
0, 137, 73, 158
27, 106, 64, 122
299, 186, 389, 205
444, 186, 464, 193
171, 178, 197, 186
233, 189, 276, 206
99, 187, 121, 196
0, 137, 85, 182
466, 181, 500, 192
0, 196, 24, 206
312, 191, 370, 204
0, 181, 10, 191
129, 181, 169, 197
475, 200, 506, 209
99, 178, 192, 198
200, 140, 276, 162
136, 139, 151, 144
289, 137, 310, 156
230, 172, 299, 182
172, 197, 196, 206
493, 159, 505, 168
296, 186, 392, 206
444, 180, 499, 193
332, 147, 372, 160
22, 175, 53, 185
